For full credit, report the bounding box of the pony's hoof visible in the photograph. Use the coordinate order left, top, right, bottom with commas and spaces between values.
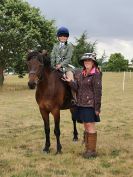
43, 148, 50, 154
55, 150, 62, 155
73, 137, 78, 142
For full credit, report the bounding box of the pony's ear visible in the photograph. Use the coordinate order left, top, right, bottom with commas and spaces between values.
27, 49, 33, 53
41, 50, 48, 56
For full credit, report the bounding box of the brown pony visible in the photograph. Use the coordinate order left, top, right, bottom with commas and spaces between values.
26, 50, 78, 154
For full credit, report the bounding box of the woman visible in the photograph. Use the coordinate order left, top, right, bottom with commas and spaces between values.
64, 52, 102, 158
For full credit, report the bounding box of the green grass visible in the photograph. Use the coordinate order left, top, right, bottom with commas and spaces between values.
0, 73, 133, 177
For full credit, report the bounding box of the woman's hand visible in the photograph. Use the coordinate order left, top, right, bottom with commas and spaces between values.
95, 111, 100, 116
62, 75, 72, 82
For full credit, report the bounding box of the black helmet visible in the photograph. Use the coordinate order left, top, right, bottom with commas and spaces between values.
57, 27, 69, 37
79, 53, 98, 66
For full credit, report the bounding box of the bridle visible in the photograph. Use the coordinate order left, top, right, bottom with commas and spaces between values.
28, 59, 44, 83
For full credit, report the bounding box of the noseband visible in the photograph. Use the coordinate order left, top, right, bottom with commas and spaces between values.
29, 70, 37, 75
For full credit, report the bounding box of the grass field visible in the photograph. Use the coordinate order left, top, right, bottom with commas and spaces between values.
0, 73, 133, 177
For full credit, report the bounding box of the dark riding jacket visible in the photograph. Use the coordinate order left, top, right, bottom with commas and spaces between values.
69, 71, 102, 112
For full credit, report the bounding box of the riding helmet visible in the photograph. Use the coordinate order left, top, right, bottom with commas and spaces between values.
57, 27, 69, 37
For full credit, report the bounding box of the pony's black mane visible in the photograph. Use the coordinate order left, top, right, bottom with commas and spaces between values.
27, 50, 51, 68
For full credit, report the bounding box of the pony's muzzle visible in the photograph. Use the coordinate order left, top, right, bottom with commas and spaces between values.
28, 81, 36, 89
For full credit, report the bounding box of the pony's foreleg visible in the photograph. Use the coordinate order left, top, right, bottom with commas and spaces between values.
39, 108, 50, 153
51, 108, 62, 154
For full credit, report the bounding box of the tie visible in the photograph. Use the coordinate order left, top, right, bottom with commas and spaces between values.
60, 42, 64, 48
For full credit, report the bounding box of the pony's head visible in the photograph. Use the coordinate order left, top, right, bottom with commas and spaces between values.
26, 50, 50, 89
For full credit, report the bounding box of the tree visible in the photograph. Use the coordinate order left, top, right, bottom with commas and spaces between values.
131, 58, 133, 65
107, 53, 128, 71
97, 50, 107, 67
0, 0, 56, 85
72, 32, 97, 67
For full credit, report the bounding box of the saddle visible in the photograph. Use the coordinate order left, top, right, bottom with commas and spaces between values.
55, 68, 82, 109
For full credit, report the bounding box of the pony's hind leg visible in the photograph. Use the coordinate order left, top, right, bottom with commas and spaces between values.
73, 119, 78, 141
39, 108, 50, 153
52, 108, 62, 154
70, 108, 78, 141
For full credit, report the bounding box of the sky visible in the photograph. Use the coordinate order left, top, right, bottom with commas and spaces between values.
26, 0, 133, 62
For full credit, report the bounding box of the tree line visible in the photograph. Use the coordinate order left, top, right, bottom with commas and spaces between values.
0, 0, 131, 86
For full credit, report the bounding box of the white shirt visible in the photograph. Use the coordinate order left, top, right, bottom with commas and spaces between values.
59, 42, 65, 48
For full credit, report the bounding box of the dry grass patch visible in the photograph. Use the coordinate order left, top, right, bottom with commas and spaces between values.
0, 72, 133, 177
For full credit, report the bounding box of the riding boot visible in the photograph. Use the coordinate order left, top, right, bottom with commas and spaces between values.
83, 132, 97, 158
